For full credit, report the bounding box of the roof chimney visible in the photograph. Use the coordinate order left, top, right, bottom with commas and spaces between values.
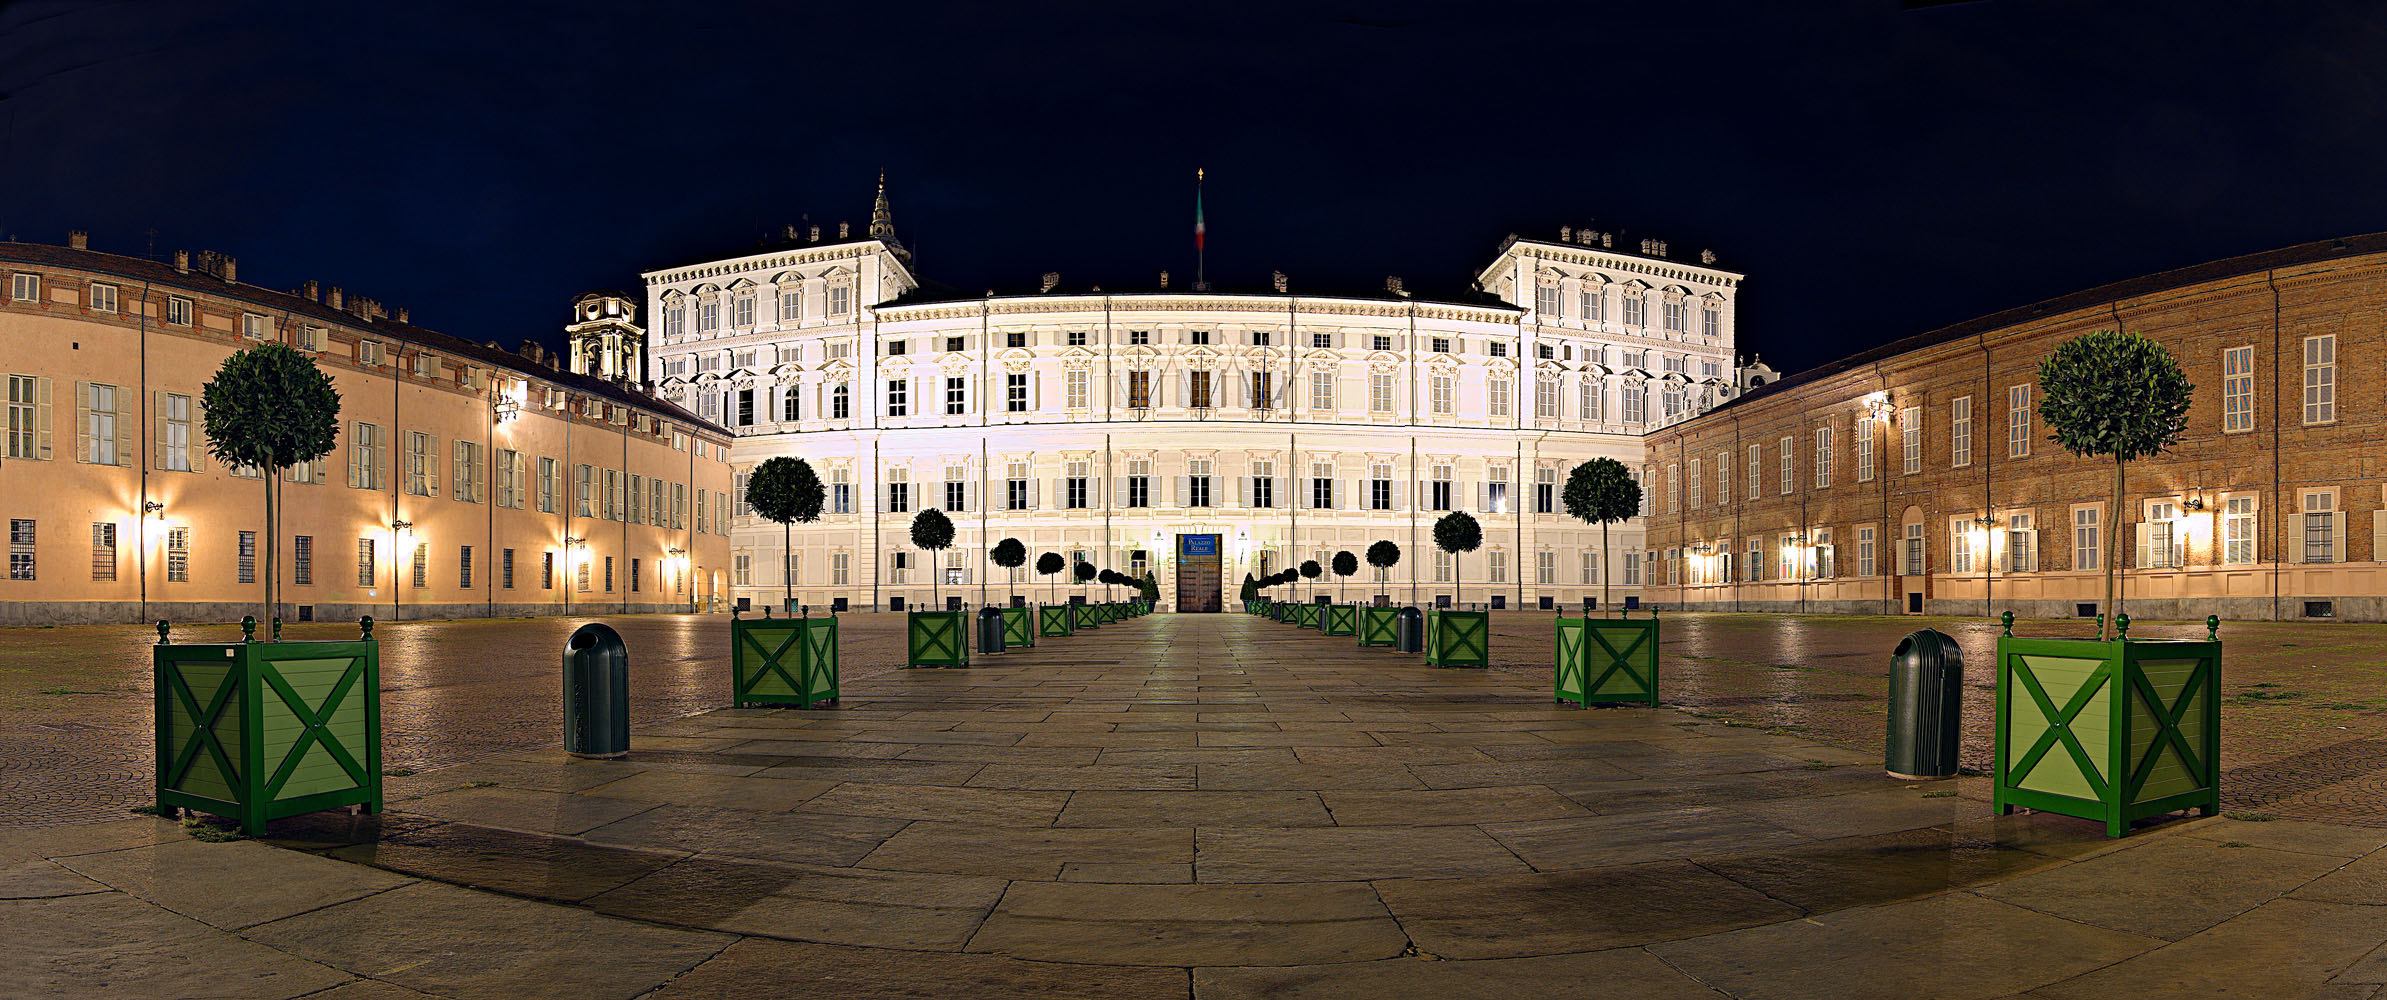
809, 225, 820, 242
299, 280, 320, 302
1039, 272, 1060, 293
173, 250, 189, 273
1385, 275, 1405, 296
67, 230, 88, 250
839, 222, 850, 238
1158, 270, 1169, 289
1601, 233, 1612, 248
1558, 226, 1572, 243
783, 224, 798, 241
1271, 271, 1288, 293
1700, 249, 1717, 266
326, 286, 344, 310
220, 255, 237, 282
396, 307, 410, 324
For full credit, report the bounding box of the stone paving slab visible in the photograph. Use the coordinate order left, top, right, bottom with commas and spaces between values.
24, 612, 2387, 996
3, 890, 354, 999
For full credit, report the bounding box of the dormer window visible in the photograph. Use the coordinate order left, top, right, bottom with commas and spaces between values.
88, 283, 117, 313
242, 313, 270, 340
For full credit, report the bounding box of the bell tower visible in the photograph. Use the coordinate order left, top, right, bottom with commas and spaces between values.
565, 290, 644, 386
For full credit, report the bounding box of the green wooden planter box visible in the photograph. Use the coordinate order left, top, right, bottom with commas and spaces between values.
906, 609, 970, 668
1295, 603, 1321, 630
732, 610, 840, 708
1555, 614, 1659, 707
1321, 604, 1358, 636
154, 619, 382, 835
1994, 619, 2221, 838
1000, 607, 1036, 649
1425, 608, 1491, 668
1273, 602, 1294, 623
1357, 606, 1402, 647
1072, 603, 1102, 630
1040, 604, 1075, 637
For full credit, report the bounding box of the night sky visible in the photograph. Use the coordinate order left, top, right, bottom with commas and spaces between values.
4, 2, 2383, 377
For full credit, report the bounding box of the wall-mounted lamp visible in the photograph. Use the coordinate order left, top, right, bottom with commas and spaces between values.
392, 519, 414, 534
1862, 391, 1893, 422
1974, 514, 2001, 528
2183, 496, 2206, 512
140, 501, 165, 515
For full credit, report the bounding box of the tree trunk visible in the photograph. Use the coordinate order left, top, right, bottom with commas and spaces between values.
2107, 455, 2123, 640
1601, 521, 1611, 614
263, 453, 276, 636
783, 521, 793, 614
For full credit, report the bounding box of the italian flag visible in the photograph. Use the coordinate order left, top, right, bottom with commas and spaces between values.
1194, 168, 1206, 250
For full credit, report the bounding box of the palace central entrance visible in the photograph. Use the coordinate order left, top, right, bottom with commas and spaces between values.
1175, 533, 1222, 612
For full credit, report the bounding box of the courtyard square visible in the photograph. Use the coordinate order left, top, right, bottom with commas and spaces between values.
8, 611, 2387, 997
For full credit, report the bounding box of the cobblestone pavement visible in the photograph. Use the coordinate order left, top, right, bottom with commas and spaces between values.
7, 608, 2387, 828
0, 613, 913, 828
16, 611, 2387, 999
1476, 611, 2387, 826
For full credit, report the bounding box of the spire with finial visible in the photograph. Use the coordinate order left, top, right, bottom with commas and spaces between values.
870, 170, 895, 239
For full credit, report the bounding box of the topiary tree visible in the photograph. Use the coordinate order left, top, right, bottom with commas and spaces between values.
2037, 329, 2193, 637
910, 508, 955, 609
745, 456, 825, 612
1299, 559, 1322, 603
1563, 458, 1644, 613
1366, 539, 1401, 601
1097, 568, 1120, 600
1036, 551, 1065, 603
1434, 511, 1483, 605
202, 342, 341, 631
991, 537, 1027, 603
1331, 550, 1358, 602
1073, 558, 1097, 600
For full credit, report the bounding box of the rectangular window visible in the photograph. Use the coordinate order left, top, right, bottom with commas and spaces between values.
9, 273, 37, 302
945, 376, 966, 415
1189, 371, 1213, 409
5, 374, 40, 460
781, 386, 799, 421
829, 285, 852, 315
1370, 462, 1393, 511
453, 440, 482, 504
1687, 459, 1702, 509
1857, 526, 1877, 578
2304, 335, 2335, 424
405, 432, 434, 496
164, 527, 189, 582
778, 288, 801, 325
358, 538, 376, 587
1311, 462, 1334, 510
2008, 385, 2033, 457
1432, 336, 1451, 354
887, 378, 908, 417
1901, 407, 1922, 474
1535, 285, 1560, 316
159, 392, 193, 471
536, 456, 558, 512
2225, 496, 2257, 565
575, 463, 594, 517
1855, 418, 1875, 482
2303, 492, 2339, 563
1430, 374, 1454, 414
2006, 514, 2037, 573
541, 550, 554, 590
697, 298, 720, 331
733, 292, 755, 327
1488, 377, 1511, 418
1716, 452, 1731, 503
1622, 293, 1644, 328
1535, 377, 1558, 419
289, 534, 312, 585
1536, 465, 1556, 514
1250, 371, 1272, 409
2073, 507, 2101, 572
1814, 426, 1833, 488
1488, 550, 1508, 584
1904, 523, 1926, 577
1430, 464, 1453, 511
1129, 370, 1152, 409
1949, 521, 1974, 574
233, 530, 255, 583
1371, 371, 1394, 413
2143, 501, 2181, 569
1188, 458, 1213, 508
605, 556, 614, 592
1747, 445, 1761, 501
1623, 551, 1640, 585
833, 385, 850, 419
412, 542, 428, 588
1778, 436, 1794, 495
6, 519, 33, 580
1001, 373, 1027, 413
242, 313, 270, 340
88, 282, 118, 314
459, 545, 474, 588
84, 381, 121, 465
1128, 458, 1151, 508
1702, 304, 1720, 338
887, 471, 911, 513
1951, 396, 1973, 468
577, 554, 591, 592
501, 547, 514, 589
2222, 347, 2253, 432
1067, 370, 1089, 409
1433, 549, 1452, 583
1580, 289, 1603, 323
1621, 383, 1646, 425
1373, 334, 1392, 352
1251, 461, 1275, 509
631, 557, 641, 592
1581, 378, 1603, 421
166, 296, 193, 326
1310, 368, 1335, 411
1537, 549, 1555, 585
1662, 299, 1685, 333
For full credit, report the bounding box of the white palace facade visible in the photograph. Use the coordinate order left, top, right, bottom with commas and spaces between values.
645, 190, 1753, 613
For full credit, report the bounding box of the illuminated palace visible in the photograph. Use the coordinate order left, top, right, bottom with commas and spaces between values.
0, 233, 735, 625
648, 181, 1761, 613
1646, 233, 2387, 623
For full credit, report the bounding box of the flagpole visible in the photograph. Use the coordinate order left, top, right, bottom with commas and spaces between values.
1195, 168, 1208, 292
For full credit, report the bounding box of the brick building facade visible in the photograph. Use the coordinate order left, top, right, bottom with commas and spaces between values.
1646, 233, 2387, 622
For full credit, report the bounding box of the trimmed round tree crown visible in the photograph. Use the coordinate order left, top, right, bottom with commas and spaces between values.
2036, 329, 2193, 462
1036, 551, 1066, 575
1563, 457, 1641, 527
201, 342, 341, 471
991, 537, 1028, 569
1366, 539, 1401, 569
1434, 511, 1483, 554
909, 508, 955, 552
1299, 560, 1322, 579
746, 456, 825, 526
1331, 551, 1359, 577
1073, 561, 1097, 582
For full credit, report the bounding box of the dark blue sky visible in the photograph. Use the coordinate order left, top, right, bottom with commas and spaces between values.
4, 1, 2382, 375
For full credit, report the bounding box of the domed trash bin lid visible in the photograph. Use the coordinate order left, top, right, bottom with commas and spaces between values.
1887, 629, 1962, 779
